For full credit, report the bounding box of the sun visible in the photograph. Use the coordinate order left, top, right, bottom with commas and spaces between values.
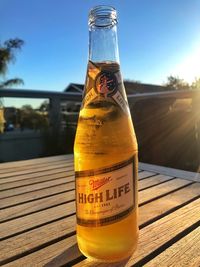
172, 46, 200, 84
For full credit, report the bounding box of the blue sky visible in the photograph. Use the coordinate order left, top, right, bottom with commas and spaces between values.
1, 0, 200, 93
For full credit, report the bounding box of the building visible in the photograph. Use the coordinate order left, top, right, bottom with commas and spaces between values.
64, 81, 170, 95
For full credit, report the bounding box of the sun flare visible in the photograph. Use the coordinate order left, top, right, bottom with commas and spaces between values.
172, 46, 200, 84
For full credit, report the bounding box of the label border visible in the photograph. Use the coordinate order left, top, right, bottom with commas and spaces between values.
75, 156, 134, 178
75, 156, 136, 227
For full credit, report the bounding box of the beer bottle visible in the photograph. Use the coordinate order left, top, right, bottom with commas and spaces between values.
74, 5, 138, 262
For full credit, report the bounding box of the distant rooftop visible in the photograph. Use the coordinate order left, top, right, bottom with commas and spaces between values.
64, 81, 171, 95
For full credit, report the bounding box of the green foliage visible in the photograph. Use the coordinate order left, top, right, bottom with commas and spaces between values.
0, 78, 24, 89
165, 75, 189, 90
39, 100, 49, 112
191, 77, 200, 89
20, 105, 49, 130
0, 38, 24, 88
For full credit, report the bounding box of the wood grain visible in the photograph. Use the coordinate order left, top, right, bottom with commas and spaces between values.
145, 226, 200, 267
0, 202, 75, 240
0, 166, 73, 184
138, 171, 157, 180
1, 183, 200, 265
0, 170, 74, 191
139, 162, 200, 182
139, 182, 200, 226
74, 198, 200, 266
4, 198, 200, 267
3, 235, 80, 267
0, 182, 75, 209
139, 178, 191, 205
0, 191, 75, 222
0, 161, 73, 179
0, 216, 76, 265
0, 157, 73, 175
0, 154, 72, 169
0, 176, 73, 199
139, 174, 174, 190
1, 155, 199, 266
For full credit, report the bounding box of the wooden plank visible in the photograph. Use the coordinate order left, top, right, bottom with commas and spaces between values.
0, 176, 74, 199
0, 157, 73, 175
139, 183, 200, 227
139, 178, 192, 205
1, 181, 200, 226
0, 166, 73, 184
0, 216, 77, 266
0, 175, 191, 210
139, 162, 200, 182
0, 179, 194, 240
2, 235, 80, 267
74, 198, 200, 266
0, 169, 151, 189
0, 201, 75, 240
138, 171, 157, 180
125, 198, 200, 266
0, 170, 74, 191
0, 191, 75, 223
145, 226, 200, 267
139, 174, 174, 190
0, 154, 72, 169
0, 161, 73, 179
0, 182, 75, 209
3, 198, 200, 267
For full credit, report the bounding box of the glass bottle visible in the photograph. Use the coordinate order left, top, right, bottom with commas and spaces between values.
74, 5, 138, 262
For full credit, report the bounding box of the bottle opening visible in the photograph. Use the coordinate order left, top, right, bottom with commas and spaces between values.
89, 5, 117, 28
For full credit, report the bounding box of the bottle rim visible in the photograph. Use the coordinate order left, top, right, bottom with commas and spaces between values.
89, 5, 117, 28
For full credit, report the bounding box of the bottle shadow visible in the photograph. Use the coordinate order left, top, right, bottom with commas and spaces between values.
43, 243, 83, 267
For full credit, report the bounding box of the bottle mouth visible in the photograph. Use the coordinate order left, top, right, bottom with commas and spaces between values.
89, 5, 117, 28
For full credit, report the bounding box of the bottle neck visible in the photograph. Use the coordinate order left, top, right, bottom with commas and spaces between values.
89, 24, 120, 63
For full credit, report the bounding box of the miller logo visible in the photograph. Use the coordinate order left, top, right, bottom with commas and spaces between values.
89, 176, 112, 191
95, 71, 117, 97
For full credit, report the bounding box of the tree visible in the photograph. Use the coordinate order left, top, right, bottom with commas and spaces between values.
0, 38, 24, 89
165, 75, 189, 90
39, 100, 49, 113
20, 104, 49, 131
191, 77, 200, 90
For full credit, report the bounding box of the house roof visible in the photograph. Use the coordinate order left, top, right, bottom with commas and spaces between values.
64, 83, 84, 93
64, 82, 170, 95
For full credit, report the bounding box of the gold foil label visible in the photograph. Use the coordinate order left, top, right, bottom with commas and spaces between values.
75, 156, 136, 227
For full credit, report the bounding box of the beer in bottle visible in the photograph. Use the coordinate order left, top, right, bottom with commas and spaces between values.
74, 5, 138, 262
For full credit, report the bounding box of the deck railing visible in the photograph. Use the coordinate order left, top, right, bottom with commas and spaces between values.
0, 88, 200, 171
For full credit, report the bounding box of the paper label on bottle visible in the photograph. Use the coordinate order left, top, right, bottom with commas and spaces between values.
82, 61, 129, 114
83, 87, 97, 107
75, 156, 136, 227
112, 91, 129, 114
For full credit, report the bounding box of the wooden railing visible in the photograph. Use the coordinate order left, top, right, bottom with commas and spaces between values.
0, 89, 82, 134
0, 88, 200, 170
1, 88, 199, 131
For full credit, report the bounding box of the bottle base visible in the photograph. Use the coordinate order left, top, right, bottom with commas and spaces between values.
77, 239, 138, 263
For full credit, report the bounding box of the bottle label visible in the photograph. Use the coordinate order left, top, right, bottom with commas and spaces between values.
82, 61, 129, 114
75, 156, 136, 227
95, 70, 118, 97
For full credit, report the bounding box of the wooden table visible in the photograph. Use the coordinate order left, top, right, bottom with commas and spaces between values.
0, 155, 200, 266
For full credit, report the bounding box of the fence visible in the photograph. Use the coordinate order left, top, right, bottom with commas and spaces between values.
0, 88, 200, 171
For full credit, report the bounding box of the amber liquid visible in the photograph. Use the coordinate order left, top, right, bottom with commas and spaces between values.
74, 61, 138, 262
